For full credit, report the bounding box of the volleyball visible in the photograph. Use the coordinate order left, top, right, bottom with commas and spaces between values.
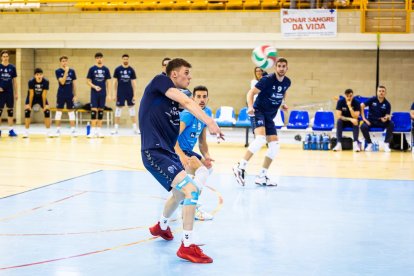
251, 45, 278, 69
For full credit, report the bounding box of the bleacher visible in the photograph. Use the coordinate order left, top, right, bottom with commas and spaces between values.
0, 0, 363, 13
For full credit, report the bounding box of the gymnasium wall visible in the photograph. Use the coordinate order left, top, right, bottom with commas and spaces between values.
0, 11, 412, 123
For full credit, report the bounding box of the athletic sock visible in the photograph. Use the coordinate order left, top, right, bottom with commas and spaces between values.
239, 159, 248, 170
259, 168, 268, 178
159, 214, 169, 230
182, 230, 193, 247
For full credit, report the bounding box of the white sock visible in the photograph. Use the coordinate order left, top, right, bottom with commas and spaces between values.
239, 159, 248, 170
182, 230, 193, 247
114, 124, 119, 130
9, 126, 13, 131
159, 214, 169, 230
56, 126, 61, 131
132, 123, 137, 129
259, 168, 268, 178
97, 127, 101, 134
71, 127, 75, 132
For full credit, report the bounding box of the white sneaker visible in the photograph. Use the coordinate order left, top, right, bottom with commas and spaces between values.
333, 142, 342, 151
195, 206, 213, 221
71, 130, 78, 137
47, 132, 54, 138
365, 143, 373, 152
111, 129, 118, 135
87, 133, 95, 138
254, 175, 277, 187
383, 142, 391, 152
232, 163, 246, 186
353, 141, 360, 152
22, 132, 29, 138
134, 129, 140, 135
98, 132, 104, 138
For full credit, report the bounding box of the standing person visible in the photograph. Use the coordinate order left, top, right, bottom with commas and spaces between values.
161, 57, 171, 75
175, 85, 214, 221
86, 52, 111, 138
23, 68, 52, 138
333, 88, 361, 152
0, 50, 18, 137
54, 56, 78, 137
232, 57, 291, 187
410, 102, 414, 151
360, 85, 394, 152
140, 58, 223, 263
251, 67, 265, 89
111, 54, 138, 135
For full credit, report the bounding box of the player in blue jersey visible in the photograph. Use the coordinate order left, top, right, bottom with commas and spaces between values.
111, 54, 138, 135
86, 52, 111, 138
360, 85, 394, 152
140, 58, 223, 263
0, 50, 18, 137
54, 56, 78, 137
23, 68, 53, 138
175, 85, 214, 221
233, 57, 291, 187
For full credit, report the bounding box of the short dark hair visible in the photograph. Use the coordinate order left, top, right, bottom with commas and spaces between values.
193, 85, 208, 97
34, 68, 43, 74
378, 85, 386, 91
162, 57, 171, 66
276, 57, 288, 65
344, 88, 353, 95
59, 56, 68, 62
122, 54, 129, 58
1, 50, 9, 57
166, 58, 191, 76
95, 52, 103, 58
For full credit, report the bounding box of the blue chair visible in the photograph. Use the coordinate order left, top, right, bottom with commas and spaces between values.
392, 112, 412, 133
235, 107, 252, 147
354, 95, 371, 104
274, 110, 285, 129
215, 106, 235, 127
235, 107, 251, 127
312, 111, 334, 131
287, 110, 309, 129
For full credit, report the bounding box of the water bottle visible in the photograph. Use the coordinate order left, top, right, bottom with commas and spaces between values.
323, 134, 330, 150
86, 122, 91, 135
311, 133, 317, 150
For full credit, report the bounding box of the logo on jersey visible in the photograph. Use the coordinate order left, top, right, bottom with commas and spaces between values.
167, 165, 177, 174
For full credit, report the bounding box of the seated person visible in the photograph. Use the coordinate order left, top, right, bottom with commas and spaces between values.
333, 88, 361, 151
360, 85, 394, 152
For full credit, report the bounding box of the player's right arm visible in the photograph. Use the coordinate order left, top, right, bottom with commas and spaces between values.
166, 88, 224, 140
360, 102, 370, 126
58, 67, 69, 86
246, 87, 260, 116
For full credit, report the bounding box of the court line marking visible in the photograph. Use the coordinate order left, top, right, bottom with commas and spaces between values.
0, 185, 224, 271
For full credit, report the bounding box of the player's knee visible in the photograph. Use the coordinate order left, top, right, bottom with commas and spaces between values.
98, 110, 104, 120
248, 135, 267, 153
91, 110, 97, 120
128, 107, 135, 117
115, 107, 122, 117
0, 109, 2, 117
55, 111, 62, 121
44, 109, 50, 118
7, 108, 13, 117
25, 109, 31, 118
175, 175, 200, 206
266, 141, 280, 160
68, 111, 75, 121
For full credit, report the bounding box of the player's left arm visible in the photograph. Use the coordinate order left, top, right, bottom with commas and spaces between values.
42, 89, 48, 110
72, 79, 77, 102
132, 79, 137, 103
199, 128, 214, 169
106, 78, 111, 101
12, 77, 18, 100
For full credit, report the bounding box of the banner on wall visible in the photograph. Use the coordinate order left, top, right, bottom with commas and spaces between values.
281, 9, 337, 38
